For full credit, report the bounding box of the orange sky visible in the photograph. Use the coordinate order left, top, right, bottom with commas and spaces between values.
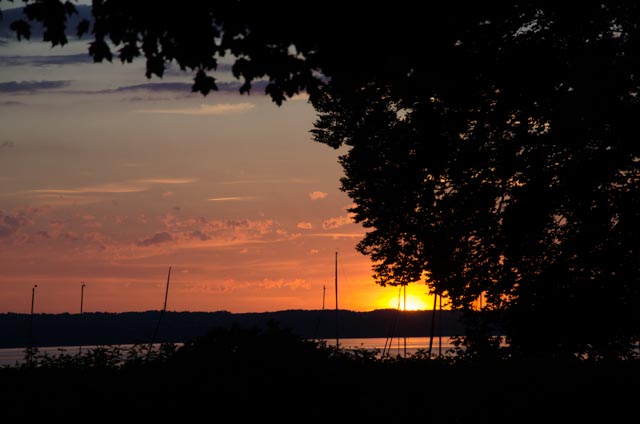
0, 37, 434, 314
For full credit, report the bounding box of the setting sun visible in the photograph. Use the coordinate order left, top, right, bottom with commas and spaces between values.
379, 286, 432, 310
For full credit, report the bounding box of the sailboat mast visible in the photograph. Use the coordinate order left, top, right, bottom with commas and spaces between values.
148, 266, 172, 361
404, 284, 407, 357
335, 250, 339, 349
428, 293, 437, 358
322, 285, 326, 310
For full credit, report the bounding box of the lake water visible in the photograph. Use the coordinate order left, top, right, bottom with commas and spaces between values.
324, 336, 458, 356
0, 343, 179, 367
0, 336, 457, 366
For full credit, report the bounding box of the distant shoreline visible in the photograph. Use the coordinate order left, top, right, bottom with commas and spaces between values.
0, 309, 467, 348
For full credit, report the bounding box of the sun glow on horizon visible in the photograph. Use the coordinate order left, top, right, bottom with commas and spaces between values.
380, 290, 431, 311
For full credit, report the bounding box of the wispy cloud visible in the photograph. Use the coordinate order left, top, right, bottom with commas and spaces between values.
217, 80, 269, 94
207, 196, 256, 202
205, 277, 310, 293
308, 232, 364, 239
103, 79, 264, 94
0, 80, 72, 93
322, 214, 355, 229
309, 191, 328, 200
259, 278, 310, 290
138, 178, 196, 184
135, 103, 255, 116
27, 178, 196, 196
155, 214, 281, 248
163, 62, 233, 76
219, 178, 313, 185
29, 183, 146, 195
105, 82, 193, 93
296, 221, 313, 230
0, 54, 91, 67
107, 215, 289, 258
26, 194, 105, 206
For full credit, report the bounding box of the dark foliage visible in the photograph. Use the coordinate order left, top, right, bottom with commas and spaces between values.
311, 3, 640, 360
1, 324, 638, 422
1, 0, 329, 103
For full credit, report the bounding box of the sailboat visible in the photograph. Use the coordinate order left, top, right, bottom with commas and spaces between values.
311, 251, 339, 349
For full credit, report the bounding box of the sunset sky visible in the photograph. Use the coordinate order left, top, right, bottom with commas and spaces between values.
0, 11, 433, 314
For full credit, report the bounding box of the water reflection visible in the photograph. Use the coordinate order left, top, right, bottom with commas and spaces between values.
0, 343, 182, 367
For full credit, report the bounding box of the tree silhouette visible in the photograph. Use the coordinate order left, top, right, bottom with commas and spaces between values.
312, 3, 640, 359
0, 1, 503, 103
3, 1, 639, 359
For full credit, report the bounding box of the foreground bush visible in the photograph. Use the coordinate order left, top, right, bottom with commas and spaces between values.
1, 324, 637, 422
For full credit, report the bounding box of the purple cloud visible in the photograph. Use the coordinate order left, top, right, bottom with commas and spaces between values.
0, 213, 26, 238
136, 232, 173, 247
0, 80, 72, 93
190, 230, 211, 241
